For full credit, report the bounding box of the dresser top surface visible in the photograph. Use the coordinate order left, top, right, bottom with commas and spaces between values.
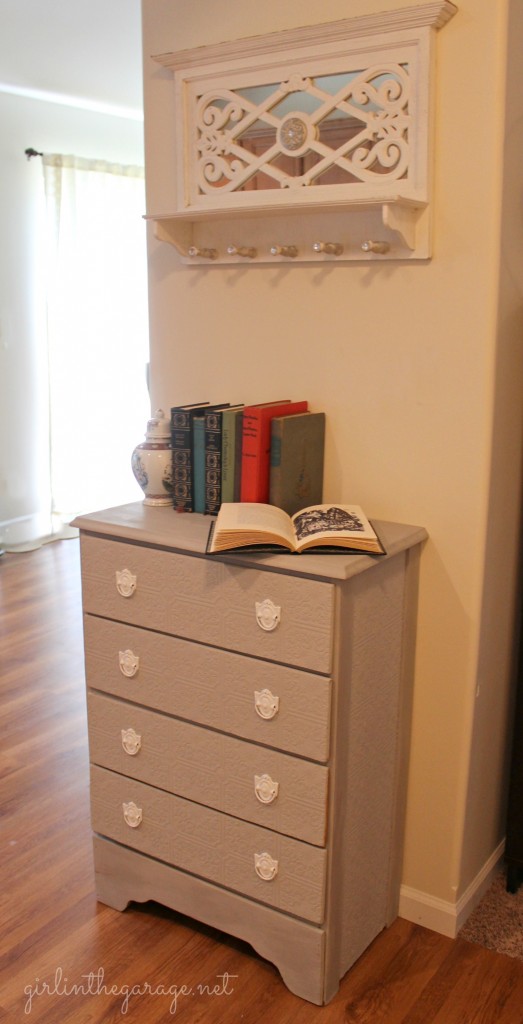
72, 503, 427, 582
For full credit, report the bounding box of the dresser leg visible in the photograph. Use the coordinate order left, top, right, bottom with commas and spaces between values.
94, 871, 133, 911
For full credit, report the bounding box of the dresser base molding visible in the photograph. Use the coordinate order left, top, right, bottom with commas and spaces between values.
93, 835, 332, 1004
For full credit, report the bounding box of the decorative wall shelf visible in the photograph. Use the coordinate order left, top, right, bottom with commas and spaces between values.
149, 1, 457, 265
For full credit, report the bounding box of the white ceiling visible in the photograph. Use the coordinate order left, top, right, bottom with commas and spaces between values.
0, 0, 143, 117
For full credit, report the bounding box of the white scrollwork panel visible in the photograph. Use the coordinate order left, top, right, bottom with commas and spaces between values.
194, 64, 411, 197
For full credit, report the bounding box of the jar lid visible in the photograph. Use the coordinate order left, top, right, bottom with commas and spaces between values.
145, 409, 170, 440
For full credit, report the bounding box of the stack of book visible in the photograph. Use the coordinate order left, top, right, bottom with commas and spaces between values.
170, 399, 325, 516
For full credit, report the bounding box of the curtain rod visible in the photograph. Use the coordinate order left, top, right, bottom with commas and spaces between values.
25, 148, 43, 160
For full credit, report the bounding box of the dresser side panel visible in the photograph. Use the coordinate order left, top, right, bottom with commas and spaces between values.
323, 551, 414, 992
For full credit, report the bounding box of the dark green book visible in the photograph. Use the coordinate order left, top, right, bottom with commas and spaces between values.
220, 406, 245, 505
269, 411, 325, 516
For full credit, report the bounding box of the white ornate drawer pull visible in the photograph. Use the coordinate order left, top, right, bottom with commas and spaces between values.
255, 599, 281, 632
121, 728, 142, 756
115, 568, 137, 598
122, 801, 142, 828
119, 649, 140, 678
254, 851, 278, 881
254, 773, 279, 804
254, 689, 280, 720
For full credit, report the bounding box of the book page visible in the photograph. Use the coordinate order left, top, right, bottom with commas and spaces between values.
211, 502, 296, 548
291, 504, 378, 549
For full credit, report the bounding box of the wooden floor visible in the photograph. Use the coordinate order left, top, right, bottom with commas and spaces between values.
1, 539, 523, 1023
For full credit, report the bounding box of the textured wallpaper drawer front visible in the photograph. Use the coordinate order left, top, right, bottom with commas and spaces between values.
88, 691, 328, 845
84, 616, 331, 762
80, 534, 334, 673
90, 765, 326, 924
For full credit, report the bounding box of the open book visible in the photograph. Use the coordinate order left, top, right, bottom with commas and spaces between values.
207, 502, 385, 555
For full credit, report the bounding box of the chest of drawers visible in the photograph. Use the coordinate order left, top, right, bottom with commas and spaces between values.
73, 502, 426, 1004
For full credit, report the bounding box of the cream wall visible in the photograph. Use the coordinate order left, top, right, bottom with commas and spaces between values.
141, 0, 523, 921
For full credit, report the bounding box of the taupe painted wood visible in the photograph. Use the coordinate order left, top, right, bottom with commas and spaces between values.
72, 501, 428, 579
75, 502, 427, 1004
84, 614, 332, 762
90, 765, 327, 923
92, 835, 327, 1004
79, 533, 335, 673
88, 690, 329, 845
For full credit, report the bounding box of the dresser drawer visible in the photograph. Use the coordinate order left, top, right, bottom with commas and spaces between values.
79, 534, 334, 673
84, 616, 331, 763
88, 692, 328, 846
90, 765, 326, 924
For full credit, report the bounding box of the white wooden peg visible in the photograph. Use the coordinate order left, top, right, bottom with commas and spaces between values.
227, 245, 257, 258
361, 240, 390, 254
270, 245, 298, 258
312, 241, 343, 256
187, 245, 218, 259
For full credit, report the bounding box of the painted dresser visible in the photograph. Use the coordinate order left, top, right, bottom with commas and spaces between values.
73, 502, 426, 1004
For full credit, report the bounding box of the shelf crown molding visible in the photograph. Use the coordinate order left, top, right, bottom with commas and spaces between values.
152, 2, 457, 71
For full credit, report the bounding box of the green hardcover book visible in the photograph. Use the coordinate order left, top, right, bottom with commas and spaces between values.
193, 416, 206, 513
269, 411, 326, 516
241, 399, 307, 503
221, 406, 244, 505
206, 404, 244, 514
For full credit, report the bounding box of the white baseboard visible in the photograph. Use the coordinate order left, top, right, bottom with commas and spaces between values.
398, 840, 505, 938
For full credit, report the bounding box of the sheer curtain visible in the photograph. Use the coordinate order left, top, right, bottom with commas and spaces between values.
42, 154, 150, 527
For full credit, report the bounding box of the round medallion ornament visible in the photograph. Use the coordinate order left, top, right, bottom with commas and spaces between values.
277, 113, 315, 157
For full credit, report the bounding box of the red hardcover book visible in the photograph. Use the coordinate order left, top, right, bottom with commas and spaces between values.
240, 400, 308, 503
